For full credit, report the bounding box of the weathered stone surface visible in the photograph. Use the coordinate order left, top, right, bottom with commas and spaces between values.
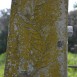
4, 0, 68, 77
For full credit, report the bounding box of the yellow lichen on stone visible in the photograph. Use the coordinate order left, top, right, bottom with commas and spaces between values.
4, 0, 68, 77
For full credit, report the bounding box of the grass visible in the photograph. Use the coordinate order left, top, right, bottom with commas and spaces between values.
68, 52, 77, 77
0, 53, 6, 77
0, 52, 77, 77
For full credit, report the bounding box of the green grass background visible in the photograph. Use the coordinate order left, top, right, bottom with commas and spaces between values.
0, 53, 6, 77
68, 52, 77, 77
0, 52, 77, 77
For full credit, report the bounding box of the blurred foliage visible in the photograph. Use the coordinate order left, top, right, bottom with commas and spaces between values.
68, 10, 77, 53
68, 36, 74, 53
68, 10, 77, 39
0, 9, 10, 54
73, 3, 77, 9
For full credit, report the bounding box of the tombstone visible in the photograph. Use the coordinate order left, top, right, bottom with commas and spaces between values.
67, 26, 73, 37
4, 0, 68, 77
